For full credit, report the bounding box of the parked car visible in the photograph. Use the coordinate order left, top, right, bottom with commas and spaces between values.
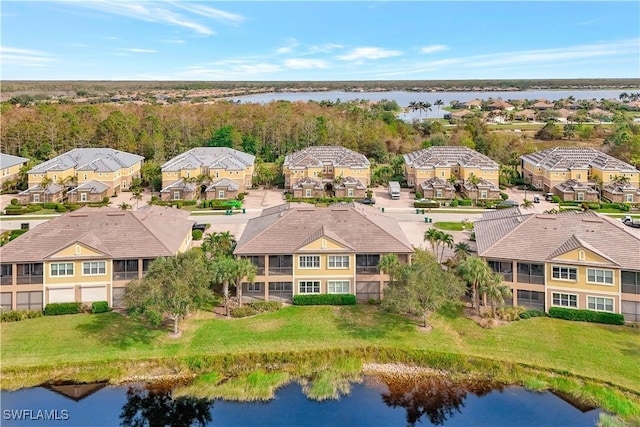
192, 223, 207, 231
222, 199, 242, 208
544, 193, 555, 202
533, 196, 540, 203
358, 198, 375, 205
496, 199, 519, 209
621, 216, 640, 228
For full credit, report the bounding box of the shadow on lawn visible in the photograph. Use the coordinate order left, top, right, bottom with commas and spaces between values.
332, 305, 416, 340
75, 312, 159, 350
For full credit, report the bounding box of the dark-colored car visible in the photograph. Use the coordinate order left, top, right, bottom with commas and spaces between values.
358, 198, 376, 205
192, 223, 207, 231
533, 196, 540, 203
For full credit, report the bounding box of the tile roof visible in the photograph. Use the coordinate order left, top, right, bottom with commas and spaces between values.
0, 153, 29, 169
292, 177, 323, 190
284, 146, 370, 169
603, 182, 638, 194
67, 180, 110, 194
160, 178, 197, 193
161, 147, 255, 172
474, 209, 640, 269
205, 178, 240, 191
419, 177, 455, 191
334, 176, 366, 189
29, 148, 143, 174
555, 179, 599, 194
521, 147, 638, 173
462, 178, 499, 191
19, 183, 64, 195
0, 206, 194, 263
234, 202, 414, 255
404, 146, 499, 170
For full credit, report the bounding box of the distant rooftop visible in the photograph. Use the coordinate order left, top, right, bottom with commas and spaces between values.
29, 148, 143, 174
161, 147, 255, 172
404, 146, 499, 170
0, 153, 29, 169
521, 147, 638, 172
284, 146, 370, 169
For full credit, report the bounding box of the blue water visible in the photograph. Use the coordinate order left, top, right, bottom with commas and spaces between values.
0, 381, 602, 427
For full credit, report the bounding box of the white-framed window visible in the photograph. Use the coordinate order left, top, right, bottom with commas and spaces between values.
218, 190, 225, 199
576, 192, 584, 201
328, 255, 349, 269
626, 194, 634, 202
436, 189, 443, 198
33, 194, 40, 203
328, 280, 350, 294
587, 296, 614, 312
480, 190, 488, 199
83, 174, 88, 180
50, 263, 74, 277
552, 292, 577, 308
83, 261, 106, 276
247, 282, 261, 293
587, 268, 614, 285
552, 266, 577, 281
305, 189, 312, 198
347, 188, 354, 197
298, 281, 320, 294
173, 191, 180, 200
80, 193, 87, 202
299, 255, 320, 269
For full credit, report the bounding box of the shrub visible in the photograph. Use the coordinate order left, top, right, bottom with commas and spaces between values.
368, 298, 381, 305
548, 307, 624, 325
293, 294, 356, 305
500, 192, 509, 200
449, 199, 459, 207
1, 310, 43, 322
192, 229, 203, 240
91, 301, 110, 314
551, 195, 561, 203
10, 198, 19, 206
44, 302, 82, 316
230, 306, 258, 318
496, 306, 525, 321
55, 204, 67, 213
519, 309, 547, 319
237, 192, 245, 201
413, 201, 440, 208
458, 199, 473, 206
102, 197, 110, 204
249, 301, 283, 313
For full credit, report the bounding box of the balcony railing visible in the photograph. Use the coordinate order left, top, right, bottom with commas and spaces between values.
1, 276, 12, 285
268, 267, 292, 275
113, 271, 139, 281
16, 275, 43, 285
356, 266, 379, 274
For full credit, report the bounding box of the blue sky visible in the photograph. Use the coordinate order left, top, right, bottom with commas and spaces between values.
1, 1, 639, 81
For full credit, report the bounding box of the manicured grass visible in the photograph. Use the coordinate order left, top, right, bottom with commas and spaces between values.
2, 305, 639, 395
433, 221, 473, 231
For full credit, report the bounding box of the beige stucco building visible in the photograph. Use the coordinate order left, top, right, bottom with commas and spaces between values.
1, 153, 29, 186
0, 206, 194, 311
520, 147, 640, 202
160, 147, 255, 201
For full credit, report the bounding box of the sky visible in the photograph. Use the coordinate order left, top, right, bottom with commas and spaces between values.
1, 1, 639, 81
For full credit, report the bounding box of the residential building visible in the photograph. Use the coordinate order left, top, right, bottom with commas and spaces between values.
0, 206, 194, 311
1, 153, 28, 186
160, 147, 255, 201
474, 208, 640, 322
23, 148, 144, 203
404, 146, 500, 200
520, 147, 640, 202
233, 202, 414, 303
283, 146, 371, 198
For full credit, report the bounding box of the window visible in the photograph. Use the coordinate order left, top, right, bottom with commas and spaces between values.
436, 189, 443, 198
328, 280, 350, 294
83, 174, 88, 180
622, 271, 640, 294
576, 192, 584, 201
587, 296, 614, 312
33, 194, 40, 203
242, 256, 265, 275
299, 281, 320, 294
347, 189, 354, 197
247, 282, 262, 293
218, 190, 225, 199
516, 290, 545, 310
16, 263, 43, 284
269, 282, 292, 292
299, 255, 320, 269
488, 260, 512, 282
626, 194, 634, 203
516, 263, 544, 284
328, 256, 349, 269
1, 292, 12, 311
80, 193, 87, 202
587, 268, 613, 285
1, 264, 12, 285
173, 191, 180, 200
113, 259, 139, 281
552, 266, 577, 281
440, 171, 445, 177
305, 189, 312, 198
16, 291, 42, 311
50, 263, 74, 277
480, 190, 487, 199
268, 255, 293, 275
83, 261, 106, 276
552, 292, 577, 308
356, 254, 380, 274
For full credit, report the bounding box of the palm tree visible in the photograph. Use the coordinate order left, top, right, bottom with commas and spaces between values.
378, 253, 401, 285
438, 232, 454, 263
202, 231, 237, 258
521, 199, 534, 209
130, 188, 143, 209
420, 101, 432, 120
434, 99, 444, 118
480, 273, 512, 318
453, 242, 472, 261
232, 258, 257, 308
456, 256, 492, 314
408, 101, 420, 121
424, 228, 440, 254
118, 202, 131, 211
39, 176, 53, 204
466, 173, 481, 206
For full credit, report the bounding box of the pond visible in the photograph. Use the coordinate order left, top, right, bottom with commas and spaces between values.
0, 375, 602, 427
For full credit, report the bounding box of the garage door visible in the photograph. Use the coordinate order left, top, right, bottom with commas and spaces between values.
81, 286, 107, 303
48, 287, 75, 304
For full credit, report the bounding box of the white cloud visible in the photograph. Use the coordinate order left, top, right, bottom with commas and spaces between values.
0, 46, 55, 67
119, 48, 157, 53
420, 45, 448, 54
169, 2, 245, 25
284, 59, 329, 69
277, 46, 293, 54
307, 43, 343, 54
336, 47, 402, 61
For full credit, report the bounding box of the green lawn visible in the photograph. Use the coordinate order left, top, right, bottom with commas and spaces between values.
433, 221, 473, 231
2, 305, 639, 393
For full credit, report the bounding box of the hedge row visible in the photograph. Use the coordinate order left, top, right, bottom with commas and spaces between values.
44, 302, 82, 315
1, 310, 43, 322
548, 307, 624, 325
91, 301, 110, 314
293, 294, 356, 305
413, 201, 440, 208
